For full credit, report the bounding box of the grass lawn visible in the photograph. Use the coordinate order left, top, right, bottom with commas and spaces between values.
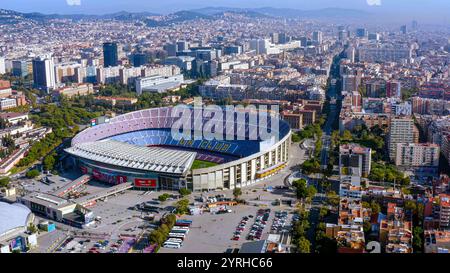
191, 160, 219, 170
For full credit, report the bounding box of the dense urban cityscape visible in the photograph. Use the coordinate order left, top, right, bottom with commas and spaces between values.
1, 0, 450, 258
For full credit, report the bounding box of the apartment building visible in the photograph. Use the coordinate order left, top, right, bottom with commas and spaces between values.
339, 143, 372, 177
394, 143, 440, 167
388, 117, 417, 161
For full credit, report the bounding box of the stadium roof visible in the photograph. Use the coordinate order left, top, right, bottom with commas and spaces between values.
0, 202, 32, 237
65, 139, 196, 175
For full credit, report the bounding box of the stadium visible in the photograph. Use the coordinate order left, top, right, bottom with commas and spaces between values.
65, 106, 291, 192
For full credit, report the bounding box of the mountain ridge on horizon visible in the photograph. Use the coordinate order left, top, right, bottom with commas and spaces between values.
0, 6, 371, 19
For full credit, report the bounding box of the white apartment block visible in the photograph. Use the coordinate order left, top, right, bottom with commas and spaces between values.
395, 143, 440, 167
388, 118, 416, 161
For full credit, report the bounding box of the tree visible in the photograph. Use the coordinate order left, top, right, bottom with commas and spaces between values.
27, 223, 38, 234
370, 200, 381, 214
404, 200, 417, 214
149, 230, 165, 245
179, 188, 191, 197
26, 169, 40, 179
363, 221, 372, 237
158, 193, 170, 202
297, 237, 311, 253
175, 199, 190, 215
233, 188, 242, 200
0, 177, 10, 188
301, 159, 320, 175
326, 191, 340, 206
292, 179, 308, 200
159, 224, 170, 236
43, 153, 56, 171
291, 133, 301, 143
341, 130, 353, 141
319, 207, 329, 219
0, 118, 7, 129
413, 226, 424, 253
163, 214, 177, 227
306, 185, 317, 199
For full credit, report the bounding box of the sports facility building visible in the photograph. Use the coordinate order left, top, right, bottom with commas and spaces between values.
65, 106, 291, 192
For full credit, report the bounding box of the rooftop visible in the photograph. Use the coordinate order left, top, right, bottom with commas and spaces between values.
65, 139, 196, 174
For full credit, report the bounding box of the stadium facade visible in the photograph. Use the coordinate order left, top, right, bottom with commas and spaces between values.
65, 106, 291, 192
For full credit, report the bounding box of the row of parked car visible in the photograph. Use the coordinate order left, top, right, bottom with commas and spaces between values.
247, 209, 271, 241
271, 211, 289, 233
232, 215, 252, 240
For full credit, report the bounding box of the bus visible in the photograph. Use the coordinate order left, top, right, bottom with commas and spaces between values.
176, 219, 193, 224
172, 226, 189, 230
175, 222, 191, 227
163, 241, 182, 249
169, 233, 186, 239
170, 229, 189, 234
166, 238, 183, 244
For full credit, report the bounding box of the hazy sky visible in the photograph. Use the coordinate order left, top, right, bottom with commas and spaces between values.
1, 0, 450, 22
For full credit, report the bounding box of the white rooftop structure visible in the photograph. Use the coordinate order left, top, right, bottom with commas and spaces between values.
0, 202, 33, 239
65, 139, 196, 174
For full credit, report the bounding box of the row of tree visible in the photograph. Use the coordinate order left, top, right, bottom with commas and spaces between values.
148, 214, 177, 252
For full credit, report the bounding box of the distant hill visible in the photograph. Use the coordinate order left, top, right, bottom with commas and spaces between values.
0, 6, 370, 26
190, 6, 371, 19
146, 10, 213, 27
0, 9, 160, 24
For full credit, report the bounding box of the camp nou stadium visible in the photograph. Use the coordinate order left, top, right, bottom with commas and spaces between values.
65, 106, 291, 192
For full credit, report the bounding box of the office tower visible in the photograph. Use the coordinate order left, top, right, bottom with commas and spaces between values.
368, 33, 380, 41
345, 47, 355, 63
103, 42, 119, 67
299, 37, 308, 47
386, 80, 401, 98
12, 60, 29, 78
0, 57, 5, 74
177, 41, 189, 52
278, 33, 290, 44
270, 33, 279, 44
32, 57, 56, 91
163, 43, 178, 57
338, 30, 348, 41
132, 53, 148, 67
356, 28, 368, 38
312, 31, 323, 44
339, 143, 372, 177
400, 25, 408, 34
250, 39, 269, 55
388, 117, 416, 161
223, 45, 242, 55
412, 20, 418, 30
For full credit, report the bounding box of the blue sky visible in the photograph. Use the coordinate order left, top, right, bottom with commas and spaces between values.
1, 0, 450, 21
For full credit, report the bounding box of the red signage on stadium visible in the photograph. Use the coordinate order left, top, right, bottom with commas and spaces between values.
80, 166, 88, 174
92, 169, 117, 184
116, 175, 127, 184
135, 178, 157, 188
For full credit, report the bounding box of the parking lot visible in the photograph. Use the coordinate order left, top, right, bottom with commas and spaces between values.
159, 203, 296, 253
